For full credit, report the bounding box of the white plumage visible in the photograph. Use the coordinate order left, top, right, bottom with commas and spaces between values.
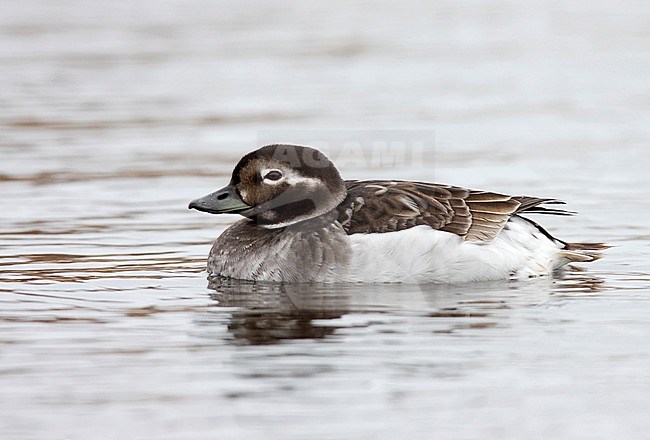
347, 217, 564, 283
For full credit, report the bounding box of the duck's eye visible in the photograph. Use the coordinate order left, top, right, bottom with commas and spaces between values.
263, 170, 283, 182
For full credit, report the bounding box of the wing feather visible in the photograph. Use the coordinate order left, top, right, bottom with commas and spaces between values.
338, 180, 573, 242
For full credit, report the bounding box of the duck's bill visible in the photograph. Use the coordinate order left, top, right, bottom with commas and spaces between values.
188, 185, 251, 214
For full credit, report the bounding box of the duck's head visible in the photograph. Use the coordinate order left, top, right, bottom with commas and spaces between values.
189, 144, 346, 228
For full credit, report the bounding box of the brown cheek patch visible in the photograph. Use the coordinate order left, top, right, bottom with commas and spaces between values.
237, 158, 286, 205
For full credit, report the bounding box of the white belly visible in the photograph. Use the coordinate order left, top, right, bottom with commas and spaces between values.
345, 217, 564, 283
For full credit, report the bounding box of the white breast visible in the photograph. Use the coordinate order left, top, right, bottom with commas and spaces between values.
345, 217, 565, 283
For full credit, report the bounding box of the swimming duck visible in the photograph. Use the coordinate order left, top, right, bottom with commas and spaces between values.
189, 144, 604, 283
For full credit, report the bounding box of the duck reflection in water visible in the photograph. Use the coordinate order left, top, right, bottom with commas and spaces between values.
207, 277, 348, 345
206, 269, 606, 345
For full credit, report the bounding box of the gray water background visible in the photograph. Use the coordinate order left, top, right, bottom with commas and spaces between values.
1, 1, 649, 439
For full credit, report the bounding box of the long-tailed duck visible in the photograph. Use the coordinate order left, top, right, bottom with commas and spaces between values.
189, 144, 604, 283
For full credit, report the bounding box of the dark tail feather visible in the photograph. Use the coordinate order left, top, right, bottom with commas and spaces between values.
512, 198, 607, 264
522, 206, 577, 216
512, 197, 576, 216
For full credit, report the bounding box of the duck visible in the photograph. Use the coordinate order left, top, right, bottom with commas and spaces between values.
189, 144, 604, 283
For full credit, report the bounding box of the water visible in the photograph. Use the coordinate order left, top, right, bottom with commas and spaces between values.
1, 0, 649, 439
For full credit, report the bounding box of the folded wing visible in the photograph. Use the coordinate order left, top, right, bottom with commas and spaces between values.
338, 180, 572, 242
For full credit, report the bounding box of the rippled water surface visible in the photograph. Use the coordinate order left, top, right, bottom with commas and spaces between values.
1, 1, 649, 439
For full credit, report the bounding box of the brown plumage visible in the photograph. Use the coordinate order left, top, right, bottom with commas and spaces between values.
337, 180, 573, 242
